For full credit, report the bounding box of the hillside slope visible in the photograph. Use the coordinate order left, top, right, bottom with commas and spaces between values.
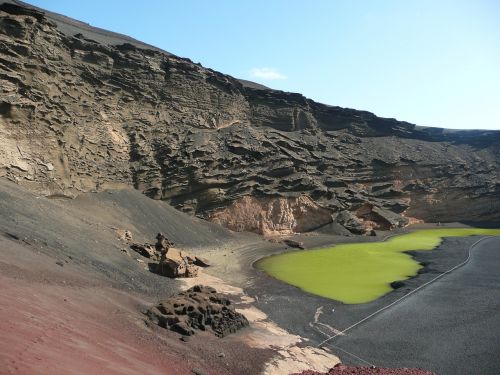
1, 1, 499, 234
0, 177, 280, 375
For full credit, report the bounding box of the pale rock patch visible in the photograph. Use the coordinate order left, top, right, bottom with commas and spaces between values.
181, 273, 339, 374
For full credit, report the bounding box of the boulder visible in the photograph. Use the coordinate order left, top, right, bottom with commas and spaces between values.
355, 203, 409, 231
155, 232, 174, 252
128, 233, 209, 278
158, 247, 199, 278
146, 285, 249, 337
335, 210, 366, 234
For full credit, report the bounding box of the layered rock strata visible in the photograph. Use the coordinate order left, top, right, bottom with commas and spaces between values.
1, 1, 499, 234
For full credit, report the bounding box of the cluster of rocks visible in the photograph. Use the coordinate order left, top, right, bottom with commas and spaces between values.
1, 2, 499, 236
146, 285, 249, 337
130, 233, 209, 278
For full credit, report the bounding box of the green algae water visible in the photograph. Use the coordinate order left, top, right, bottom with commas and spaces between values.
256, 228, 500, 304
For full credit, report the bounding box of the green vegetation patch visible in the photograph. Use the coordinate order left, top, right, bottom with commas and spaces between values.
256, 228, 500, 304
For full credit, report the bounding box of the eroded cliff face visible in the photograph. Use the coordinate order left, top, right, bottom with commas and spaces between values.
1, 2, 499, 234
209, 196, 333, 236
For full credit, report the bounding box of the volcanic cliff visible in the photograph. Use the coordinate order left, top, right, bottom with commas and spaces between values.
1, 1, 499, 235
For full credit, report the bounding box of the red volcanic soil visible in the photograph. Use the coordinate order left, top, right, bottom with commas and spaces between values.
0, 274, 182, 375
0, 236, 272, 375
292, 363, 435, 375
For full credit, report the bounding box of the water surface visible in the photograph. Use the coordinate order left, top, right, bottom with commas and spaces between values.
256, 228, 500, 304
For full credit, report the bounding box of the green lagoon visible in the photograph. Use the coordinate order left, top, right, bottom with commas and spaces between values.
256, 228, 500, 304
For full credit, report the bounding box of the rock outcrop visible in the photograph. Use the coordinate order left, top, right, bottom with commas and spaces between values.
209, 195, 333, 235
146, 285, 249, 337
1, 1, 499, 234
130, 233, 208, 277
157, 247, 199, 278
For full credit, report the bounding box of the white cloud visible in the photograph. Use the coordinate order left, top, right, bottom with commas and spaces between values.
250, 67, 287, 80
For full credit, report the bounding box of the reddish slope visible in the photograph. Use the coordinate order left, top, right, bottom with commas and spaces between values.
0, 235, 271, 375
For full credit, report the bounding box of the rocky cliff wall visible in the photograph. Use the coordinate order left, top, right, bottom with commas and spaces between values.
1, 2, 499, 234
209, 196, 333, 236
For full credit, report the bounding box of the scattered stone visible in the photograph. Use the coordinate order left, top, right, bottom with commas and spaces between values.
115, 228, 133, 242
192, 369, 208, 375
146, 285, 249, 338
180, 335, 190, 342
130, 243, 159, 261
120, 248, 130, 256
283, 239, 305, 249
217, 352, 225, 358
194, 256, 211, 267
55, 261, 64, 267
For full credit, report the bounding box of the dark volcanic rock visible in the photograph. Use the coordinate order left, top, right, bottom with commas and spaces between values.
390, 281, 405, 289
1, 1, 499, 234
146, 285, 249, 337
283, 239, 305, 249
157, 247, 199, 278
130, 243, 158, 260
154, 233, 201, 278
194, 256, 211, 267
130, 233, 209, 277
335, 211, 366, 235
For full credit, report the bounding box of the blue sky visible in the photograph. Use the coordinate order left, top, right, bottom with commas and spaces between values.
27, 0, 500, 130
